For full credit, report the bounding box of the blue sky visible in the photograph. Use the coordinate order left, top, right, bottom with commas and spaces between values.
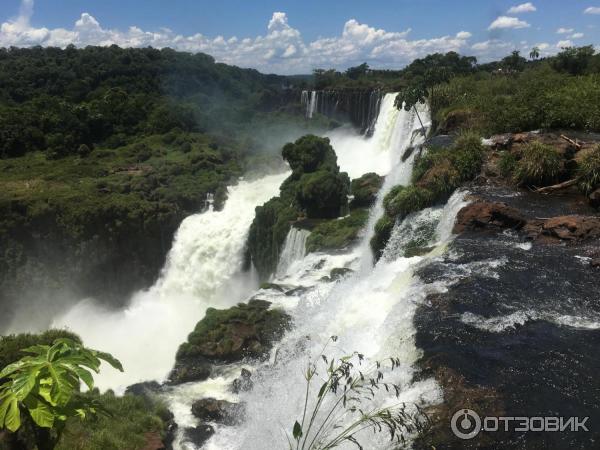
1, 0, 599, 74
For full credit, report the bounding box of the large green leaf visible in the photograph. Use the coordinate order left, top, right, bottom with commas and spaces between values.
10, 366, 41, 401
23, 395, 55, 428
95, 351, 124, 372
48, 366, 76, 407
0, 361, 26, 379
0, 393, 21, 432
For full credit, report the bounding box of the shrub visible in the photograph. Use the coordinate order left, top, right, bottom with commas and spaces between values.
578, 145, 600, 194
451, 132, 485, 180
383, 186, 433, 219
370, 214, 395, 258
306, 208, 369, 253
499, 152, 518, 178
514, 141, 562, 186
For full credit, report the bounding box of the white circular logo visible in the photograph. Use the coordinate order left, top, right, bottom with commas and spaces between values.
451, 409, 482, 440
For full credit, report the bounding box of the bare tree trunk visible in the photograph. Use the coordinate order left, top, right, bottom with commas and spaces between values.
534, 178, 579, 194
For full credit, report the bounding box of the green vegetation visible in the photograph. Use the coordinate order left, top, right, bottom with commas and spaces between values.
246, 136, 350, 279
176, 300, 290, 361
371, 133, 484, 258
55, 391, 168, 450
305, 209, 369, 253
577, 145, 600, 194
0, 338, 122, 449
0, 331, 169, 450
289, 337, 428, 449
0, 45, 330, 311
349, 172, 383, 208
514, 141, 562, 187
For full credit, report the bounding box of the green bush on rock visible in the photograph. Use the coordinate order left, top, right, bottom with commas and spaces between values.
246, 135, 350, 279
306, 209, 369, 253
577, 145, 600, 194
371, 133, 484, 259
514, 141, 562, 187
176, 300, 291, 362
350, 173, 384, 208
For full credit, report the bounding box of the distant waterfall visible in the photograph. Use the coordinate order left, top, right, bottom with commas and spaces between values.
276, 227, 310, 277
301, 89, 384, 135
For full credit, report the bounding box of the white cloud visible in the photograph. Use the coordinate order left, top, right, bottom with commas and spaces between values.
557, 27, 574, 34
0, 1, 477, 73
557, 39, 574, 48
507, 3, 537, 14
584, 7, 600, 14
488, 16, 531, 30
569, 32, 584, 39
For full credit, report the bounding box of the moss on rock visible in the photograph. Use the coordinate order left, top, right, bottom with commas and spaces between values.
350, 172, 384, 208
305, 208, 369, 253
246, 135, 350, 279
176, 299, 291, 362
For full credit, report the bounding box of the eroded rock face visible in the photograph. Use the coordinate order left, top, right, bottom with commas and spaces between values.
540, 216, 600, 241
454, 200, 600, 244
191, 398, 244, 425
453, 201, 527, 234
183, 425, 215, 447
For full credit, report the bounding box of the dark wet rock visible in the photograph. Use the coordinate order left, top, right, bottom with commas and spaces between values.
426, 134, 454, 149
259, 282, 292, 292
183, 425, 214, 447
285, 286, 309, 296
125, 380, 162, 397
191, 398, 244, 425
232, 368, 253, 393
168, 358, 212, 385
350, 172, 384, 208
589, 188, 600, 208
453, 201, 527, 234
175, 300, 291, 364
330, 267, 353, 280
591, 258, 600, 268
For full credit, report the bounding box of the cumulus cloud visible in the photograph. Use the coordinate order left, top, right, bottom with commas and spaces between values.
570, 32, 584, 39
557, 39, 574, 48
557, 27, 574, 34
488, 16, 531, 30
507, 3, 537, 14
0, 1, 478, 73
584, 7, 600, 14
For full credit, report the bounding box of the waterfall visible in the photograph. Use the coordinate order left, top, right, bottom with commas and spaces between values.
276, 227, 310, 278
50, 173, 288, 391
301, 90, 318, 119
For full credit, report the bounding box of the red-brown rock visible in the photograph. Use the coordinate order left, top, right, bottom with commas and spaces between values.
453, 201, 527, 234
540, 216, 600, 241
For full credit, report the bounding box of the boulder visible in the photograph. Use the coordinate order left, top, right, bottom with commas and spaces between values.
168, 358, 212, 385
330, 267, 353, 280
591, 258, 600, 269
539, 216, 600, 241
232, 368, 253, 393
183, 425, 215, 447
191, 398, 244, 425
125, 381, 162, 397
453, 201, 527, 234
350, 173, 384, 208
175, 300, 291, 363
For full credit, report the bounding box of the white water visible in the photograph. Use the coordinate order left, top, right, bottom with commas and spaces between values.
163, 98, 458, 450
276, 227, 310, 278
50, 173, 288, 391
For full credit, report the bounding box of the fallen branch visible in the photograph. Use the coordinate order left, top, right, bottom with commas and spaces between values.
560, 134, 582, 150
534, 177, 579, 194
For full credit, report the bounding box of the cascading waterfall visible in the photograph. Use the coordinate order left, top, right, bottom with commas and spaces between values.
276, 227, 310, 278
51, 173, 288, 391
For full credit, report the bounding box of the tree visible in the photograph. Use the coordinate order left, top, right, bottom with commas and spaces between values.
529, 46, 540, 60
345, 62, 369, 80
551, 45, 596, 75
502, 50, 527, 72
0, 338, 123, 450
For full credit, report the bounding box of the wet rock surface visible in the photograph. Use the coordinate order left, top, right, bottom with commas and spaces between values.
415, 182, 600, 449
191, 398, 244, 425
